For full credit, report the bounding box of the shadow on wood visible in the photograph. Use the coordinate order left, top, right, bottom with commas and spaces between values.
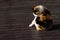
51, 24, 60, 30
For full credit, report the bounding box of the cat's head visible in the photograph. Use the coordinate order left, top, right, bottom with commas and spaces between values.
32, 5, 47, 17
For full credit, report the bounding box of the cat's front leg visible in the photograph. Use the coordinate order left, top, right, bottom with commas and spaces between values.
29, 17, 37, 27
29, 19, 35, 27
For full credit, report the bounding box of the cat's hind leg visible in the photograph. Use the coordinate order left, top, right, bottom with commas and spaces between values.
35, 23, 42, 31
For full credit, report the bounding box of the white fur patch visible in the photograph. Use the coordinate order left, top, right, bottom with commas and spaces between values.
39, 5, 44, 12
29, 15, 37, 27
33, 13, 38, 17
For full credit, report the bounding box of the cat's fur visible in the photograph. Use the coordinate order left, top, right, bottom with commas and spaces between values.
29, 5, 53, 31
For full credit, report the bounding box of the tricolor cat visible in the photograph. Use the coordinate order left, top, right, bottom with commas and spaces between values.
29, 5, 53, 31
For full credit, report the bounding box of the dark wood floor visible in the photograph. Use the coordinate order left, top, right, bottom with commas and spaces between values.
0, 0, 60, 40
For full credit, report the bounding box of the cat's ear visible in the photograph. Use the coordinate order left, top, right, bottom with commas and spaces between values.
32, 6, 35, 10
32, 7, 34, 10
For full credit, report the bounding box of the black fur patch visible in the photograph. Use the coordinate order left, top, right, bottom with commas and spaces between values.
42, 9, 51, 16
36, 17, 53, 30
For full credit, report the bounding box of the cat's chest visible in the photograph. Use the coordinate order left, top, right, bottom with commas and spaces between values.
35, 17, 43, 24
35, 17, 47, 25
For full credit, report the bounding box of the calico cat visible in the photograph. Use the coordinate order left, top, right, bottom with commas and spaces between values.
29, 5, 53, 31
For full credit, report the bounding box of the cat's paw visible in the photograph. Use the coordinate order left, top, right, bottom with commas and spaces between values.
29, 24, 32, 27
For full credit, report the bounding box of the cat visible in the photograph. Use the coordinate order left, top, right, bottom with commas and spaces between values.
29, 5, 53, 31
